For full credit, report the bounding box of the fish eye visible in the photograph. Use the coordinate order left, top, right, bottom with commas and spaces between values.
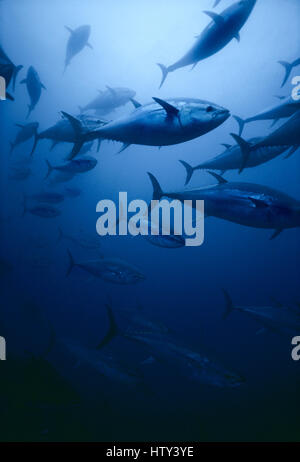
206, 106, 214, 112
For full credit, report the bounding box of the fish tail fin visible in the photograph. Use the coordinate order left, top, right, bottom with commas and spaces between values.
278, 60, 293, 87
66, 249, 76, 277
96, 297, 119, 349
179, 160, 194, 185
230, 133, 252, 174
147, 172, 164, 202
233, 115, 245, 136
45, 159, 53, 179
222, 289, 235, 320
157, 63, 169, 89
12, 65, 23, 92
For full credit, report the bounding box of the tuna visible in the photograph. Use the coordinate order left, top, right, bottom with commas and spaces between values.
61, 97, 230, 158
79, 86, 136, 115
157, 0, 257, 87
147, 171, 300, 239
20, 66, 46, 118
10, 122, 39, 154
64, 25, 92, 71
234, 97, 300, 135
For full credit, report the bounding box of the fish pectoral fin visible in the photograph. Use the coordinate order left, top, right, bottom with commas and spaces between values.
86, 42, 93, 49
207, 171, 228, 184
270, 229, 283, 240
20, 78, 27, 84
203, 10, 225, 26
284, 145, 299, 159
221, 143, 231, 150
248, 197, 269, 209
270, 118, 279, 128
15, 123, 24, 128
190, 62, 198, 71
130, 98, 142, 109
234, 32, 240, 42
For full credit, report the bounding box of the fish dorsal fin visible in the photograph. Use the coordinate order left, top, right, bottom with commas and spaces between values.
203, 11, 225, 26
249, 197, 269, 208
106, 85, 116, 96
152, 97, 179, 116
130, 98, 142, 109
65, 26, 74, 34
207, 171, 227, 184
61, 111, 83, 135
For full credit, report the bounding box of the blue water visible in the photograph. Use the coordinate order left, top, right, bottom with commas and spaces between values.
0, 0, 300, 442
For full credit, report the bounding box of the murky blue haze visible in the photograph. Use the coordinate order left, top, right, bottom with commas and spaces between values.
0, 0, 300, 442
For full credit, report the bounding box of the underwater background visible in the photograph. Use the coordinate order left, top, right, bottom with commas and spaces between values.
0, 0, 300, 442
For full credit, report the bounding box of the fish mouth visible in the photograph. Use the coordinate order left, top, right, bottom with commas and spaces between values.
214, 108, 230, 120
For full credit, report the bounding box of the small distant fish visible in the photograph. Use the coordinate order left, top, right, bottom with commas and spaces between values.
57, 227, 101, 249
45, 156, 97, 179
157, 0, 257, 87
25, 192, 65, 204
64, 25, 92, 71
23, 200, 61, 218
0, 46, 23, 100
20, 66, 46, 118
140, 218, 185, 249
223, 290, 300, 336
66, 250, 145, 285
10, 122, 39, 154
79, 86, 136, 115
278, 57, 300, 87
9, 166, 31, 181
64, 187, 81, 198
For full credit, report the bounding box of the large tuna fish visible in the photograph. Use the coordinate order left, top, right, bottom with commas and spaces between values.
157, 0, 257, 87
62, 97, 230, 158
147, 171, 300, 239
